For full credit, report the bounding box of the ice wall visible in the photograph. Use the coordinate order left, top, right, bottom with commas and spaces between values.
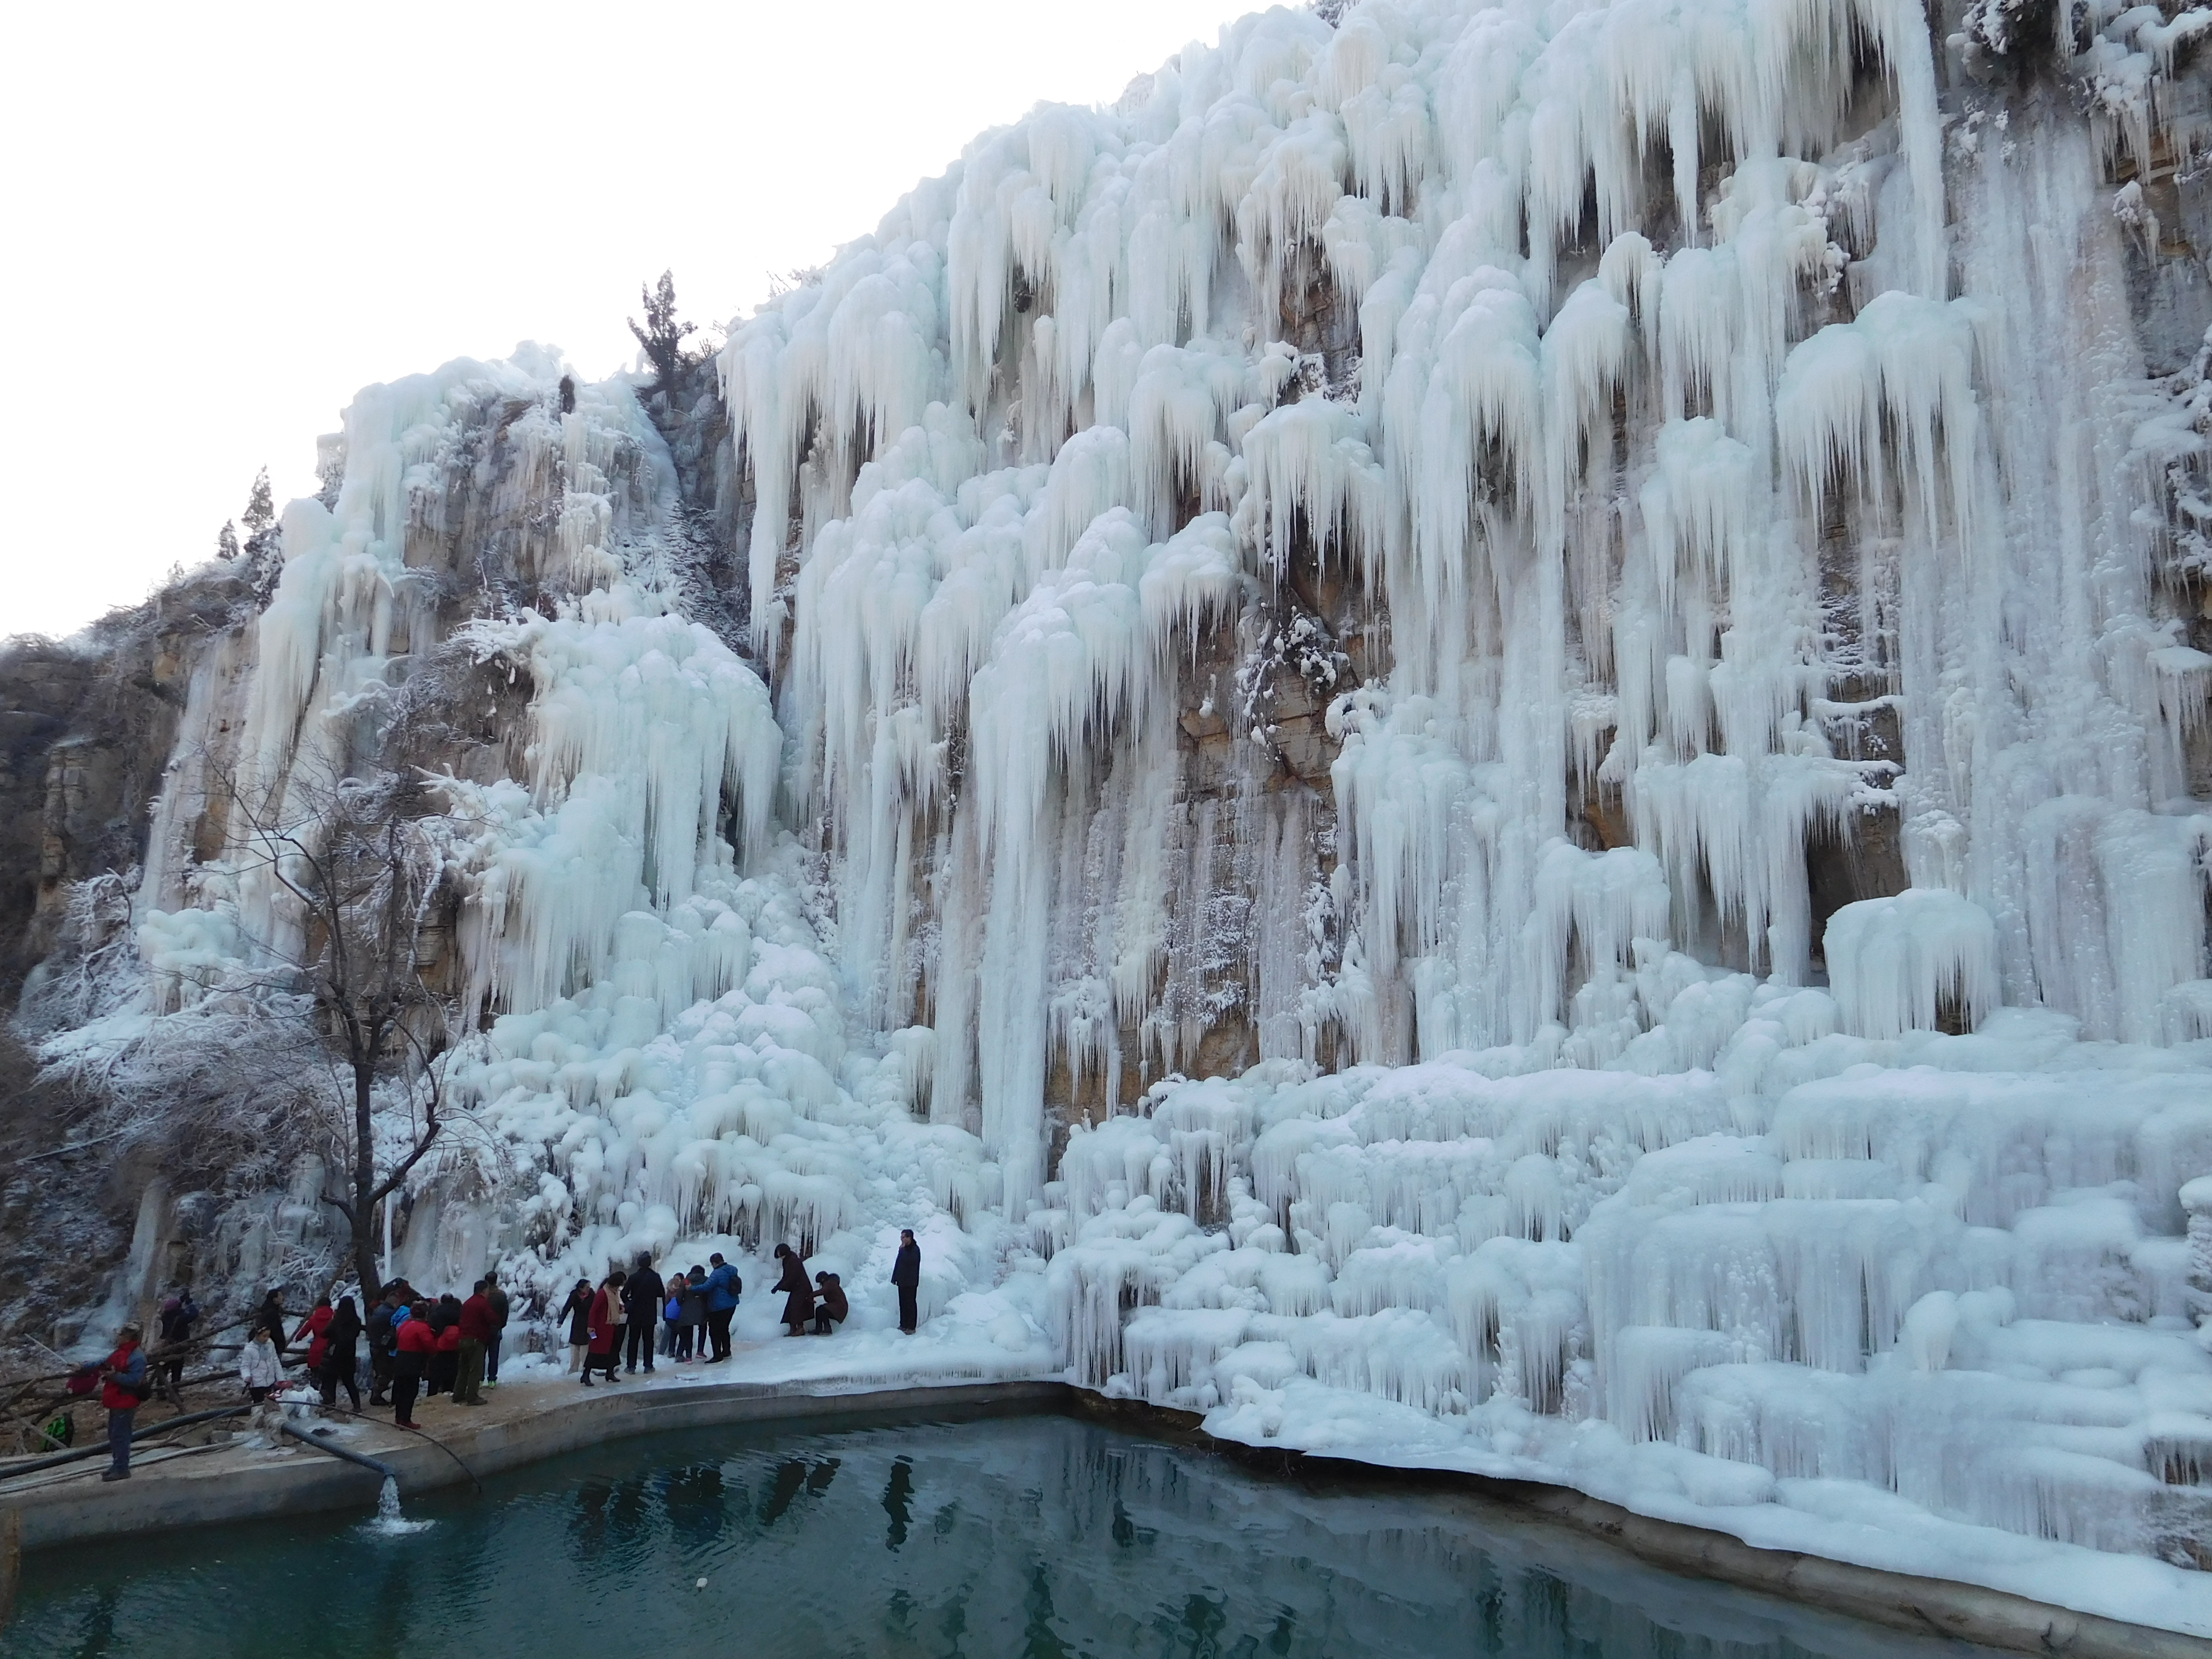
726, 0, 2212, 1185
63, 0, 2212, 1627
704, 0, 2212, 1617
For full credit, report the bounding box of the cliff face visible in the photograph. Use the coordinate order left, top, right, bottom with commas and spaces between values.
0, 577, 246, 999
12, 0, 2212, 1619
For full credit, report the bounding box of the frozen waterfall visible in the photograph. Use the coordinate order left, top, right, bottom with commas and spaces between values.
69, 0, 2212, 1636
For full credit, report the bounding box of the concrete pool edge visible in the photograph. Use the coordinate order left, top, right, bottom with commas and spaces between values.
6, 1376, 2203, 1659
1, 1376, 1070, 1552
1073, 1395, 2212, 1659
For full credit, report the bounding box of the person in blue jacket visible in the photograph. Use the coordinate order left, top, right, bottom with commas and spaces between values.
701, 1253, 742, 1361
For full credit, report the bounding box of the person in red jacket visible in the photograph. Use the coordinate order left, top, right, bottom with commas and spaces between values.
455, 1280, 494, 1406
583, 1270, 626, 1387
429, 1313, 462, 1397
100, 1324, 148, 1481
293, 1294, 334, 1376
392, 1311, 435, 1429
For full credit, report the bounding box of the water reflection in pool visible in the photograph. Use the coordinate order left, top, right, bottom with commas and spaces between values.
12, 1413, 1997, 1659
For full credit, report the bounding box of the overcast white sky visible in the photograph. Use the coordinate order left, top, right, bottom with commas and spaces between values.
0, 1, 1258, 641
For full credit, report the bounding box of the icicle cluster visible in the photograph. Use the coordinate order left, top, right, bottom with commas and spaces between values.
710, 0, 2212, 1610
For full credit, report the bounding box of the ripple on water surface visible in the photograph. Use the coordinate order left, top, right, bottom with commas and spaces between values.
11, 1415, 2002, 1659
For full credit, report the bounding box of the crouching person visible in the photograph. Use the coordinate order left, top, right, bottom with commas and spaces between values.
812, 1273, 848, 1335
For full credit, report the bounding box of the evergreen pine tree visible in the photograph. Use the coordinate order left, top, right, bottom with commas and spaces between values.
242, 468, 275, 537
628, 270, 697, 392
216, 520, 240, 561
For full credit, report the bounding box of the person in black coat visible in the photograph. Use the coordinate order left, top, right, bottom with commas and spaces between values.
559, 1279, 593, 1374
319, 1296, 363, 1411
622, 1254, 665, 1374
892, 1229, 922, 1334
679, 1266, 709, 1360
774, 1245, 814, 1337
249, 1288, 288, 1352
365, 1287, 401, 1405
812, 1273, 849, 1334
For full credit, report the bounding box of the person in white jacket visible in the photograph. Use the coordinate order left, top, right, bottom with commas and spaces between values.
240, 1331, 282, 1403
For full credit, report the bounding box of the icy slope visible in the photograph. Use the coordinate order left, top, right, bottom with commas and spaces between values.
49, 0, 2212, 1634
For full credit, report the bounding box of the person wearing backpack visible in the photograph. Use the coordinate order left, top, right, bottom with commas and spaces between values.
662, 1272, 688, 1360
155, 1285, 199, 1404
701, 1253, 742, 1361
365, 1286, 400, 1406
99, 1323, 149, 1481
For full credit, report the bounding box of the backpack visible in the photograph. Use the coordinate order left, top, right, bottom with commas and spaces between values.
42, 1412, 73, 1449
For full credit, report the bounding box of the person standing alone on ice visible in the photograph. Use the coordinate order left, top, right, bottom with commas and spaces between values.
99, 1323, 147, 1481
455, 1280, 493, 1405
893, 1230, 922, 1334
701, 1253, 741, 1362
774, 1245, 814, 1338
623, 1254, 664, 1374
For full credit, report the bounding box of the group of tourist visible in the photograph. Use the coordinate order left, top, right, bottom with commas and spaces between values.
556, 1249, 738, 1382
235, 1286, 369, 1410
85, 1229, 927, 1475
361, 1274, 512, 1428
546, 1228, 920, 1386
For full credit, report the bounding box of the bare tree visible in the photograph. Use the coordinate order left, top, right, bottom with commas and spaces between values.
170, 762, 463, 1301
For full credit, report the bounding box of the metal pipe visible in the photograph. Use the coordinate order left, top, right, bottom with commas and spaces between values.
0, 1406, 250, 1485
277, 1420, 399, 1485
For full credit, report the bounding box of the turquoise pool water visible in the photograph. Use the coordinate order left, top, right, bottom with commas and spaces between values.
11, 1412, 1995, 1658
